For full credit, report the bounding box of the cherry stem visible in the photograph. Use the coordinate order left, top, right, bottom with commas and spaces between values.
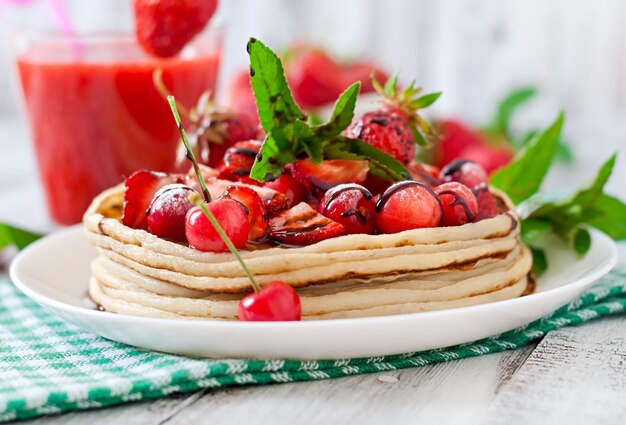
154, 69, 192, 121
189, 194, 260, 293
168, 96, 212, 203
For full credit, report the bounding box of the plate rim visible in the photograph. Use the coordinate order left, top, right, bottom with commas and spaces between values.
9, 225, 619, 331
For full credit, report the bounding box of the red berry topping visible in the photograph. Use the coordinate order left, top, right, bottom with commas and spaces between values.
147, 184, 196, 240
265, 174, 308, 209
346, 110, 415, 164
473, 184, 500, 220
202, 114, 259, 167
218, 140, 262, 182
375, 181, 443, 234
238, 281, 302, 321
407, 161, 442, 187
122, 171, 183, 229
440, 159, 488, 189
291, 159, 369, 191
320, 184, 376, 235
434, 182, 478, 227
268, 202, 345, 246
133, 0, 218, 57
219, 185, 268, 241
185, 199, 250, 252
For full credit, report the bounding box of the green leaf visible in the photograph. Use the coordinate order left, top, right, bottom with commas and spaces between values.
521, 219, 552, 244
384, 74, 399, 98
490, 112, 564, 204
247, 38, 306, 133
249, 128, 295, 181
0, 223, 44, 250
582, 193, 626, 240
491, 87, 537, 134
572, 227, 591, 256
325, 137, 411, 181
314, 82, 361, 140
410, 92, 442, 109
529, 246, 548, 275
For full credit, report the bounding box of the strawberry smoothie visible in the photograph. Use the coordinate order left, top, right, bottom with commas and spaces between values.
15, 31, 222, 225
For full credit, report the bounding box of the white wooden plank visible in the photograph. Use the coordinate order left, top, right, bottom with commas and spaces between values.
482, 316, 626, 425
161, 346, 536, 425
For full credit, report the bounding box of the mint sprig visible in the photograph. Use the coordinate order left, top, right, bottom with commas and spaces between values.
491, 114, 626, 274
0, 223, 44, 251
246, 38, 413, 183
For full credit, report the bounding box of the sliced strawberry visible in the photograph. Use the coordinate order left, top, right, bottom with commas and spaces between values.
219, 185, 268, 241
292, 159, 369, 191
133, 0, 218, 57
473, 184, 500, 220
268, 202, 345, 246
122, 170, 183, 229
406, 162, 442, 187
202, 178, 288, 215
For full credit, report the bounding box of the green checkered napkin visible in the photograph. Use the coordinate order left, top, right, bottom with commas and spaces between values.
1, 250, 625, 423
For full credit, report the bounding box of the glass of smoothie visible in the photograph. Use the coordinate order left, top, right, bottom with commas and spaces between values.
11, 27, 223, 225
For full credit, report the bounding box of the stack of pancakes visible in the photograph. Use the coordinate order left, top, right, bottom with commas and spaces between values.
83, 185, 532, 320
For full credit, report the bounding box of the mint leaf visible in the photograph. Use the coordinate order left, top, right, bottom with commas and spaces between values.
247, 38, 305, 132
249, 128, 294, 181
325, 137, 411, 181
582, 193, 626, 240
489, 87, 537, 134
529, 246, 548, 275
572, 227, 591, 255
314, 82, 360, 140
490, 112, 564, 204
520, 219, 552, 244
0, 223, 44, 250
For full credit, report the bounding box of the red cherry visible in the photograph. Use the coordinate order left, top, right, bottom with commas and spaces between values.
147, 184, 196, 240
185, 199, 250, 252
238, 281, 302, 321
473, 184, 500, 220
440, 159, 488, 189
265, 174, 308, 209
435, 182, 478, 226
320, 184, 376, 235
375, 181, 443, 234
219, 185, 268, 241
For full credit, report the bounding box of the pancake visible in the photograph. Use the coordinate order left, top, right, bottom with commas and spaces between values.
83, 184, 532, 320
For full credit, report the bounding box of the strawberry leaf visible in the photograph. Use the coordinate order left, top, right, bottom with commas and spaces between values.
410, 92, 442, 109
490, 112, 564, 204
314, 82, 361, 139
247, 38, 305, 133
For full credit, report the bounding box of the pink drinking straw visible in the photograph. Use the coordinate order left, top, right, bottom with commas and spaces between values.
0, 0, 75, 36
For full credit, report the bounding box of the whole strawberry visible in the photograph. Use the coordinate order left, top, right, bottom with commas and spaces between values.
345, 76, 441, 165
134, 0, 218, 57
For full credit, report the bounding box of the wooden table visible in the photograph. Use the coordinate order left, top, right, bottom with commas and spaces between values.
1, 118, 625, 425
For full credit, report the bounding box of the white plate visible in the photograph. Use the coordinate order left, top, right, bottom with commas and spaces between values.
10, 226, 617, 360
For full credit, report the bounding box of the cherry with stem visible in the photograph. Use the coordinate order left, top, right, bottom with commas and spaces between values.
168, 96, 301, 321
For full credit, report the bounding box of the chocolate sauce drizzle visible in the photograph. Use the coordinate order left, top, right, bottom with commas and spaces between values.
322, 183, 373, 212
438, 189, 476, 223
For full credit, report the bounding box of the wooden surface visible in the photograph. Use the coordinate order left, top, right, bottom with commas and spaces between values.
1, 117, 625, 424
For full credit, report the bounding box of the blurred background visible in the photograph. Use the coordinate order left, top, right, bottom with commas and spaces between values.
0, 0, 625, 229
